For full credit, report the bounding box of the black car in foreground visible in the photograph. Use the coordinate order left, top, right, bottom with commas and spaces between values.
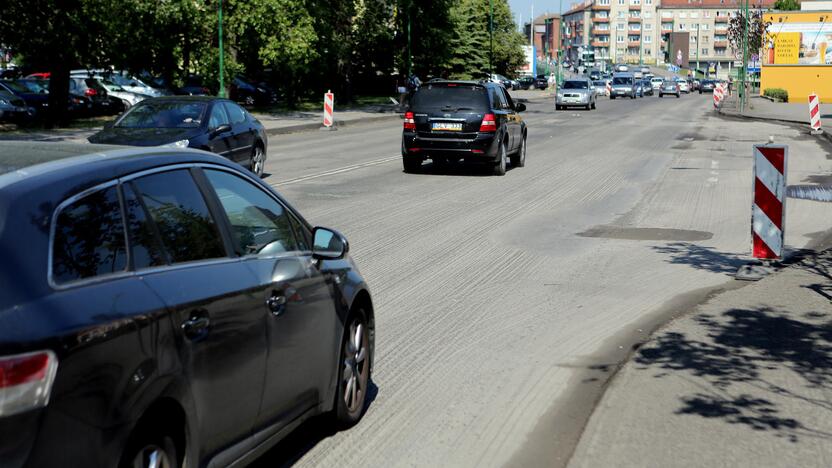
89, 96, 269, 177
402, 80, 526, 176
0, 141, 375, 468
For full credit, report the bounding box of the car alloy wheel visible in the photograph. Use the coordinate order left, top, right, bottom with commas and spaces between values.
131, 445, 174, 468
493, 143, 507, 176
251, 146, 265, 178
336, 311, 370, 424
245, 96, 255, 106
511, 136, 526, 168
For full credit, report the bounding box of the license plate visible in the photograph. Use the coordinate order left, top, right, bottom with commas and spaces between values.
432, 122, 462, 132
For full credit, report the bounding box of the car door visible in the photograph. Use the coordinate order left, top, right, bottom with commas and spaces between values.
501, 88, 521, 152
223, 102, 255, 165
489, 87, 512, 151
206, 102, 235, 161
121, 168, 268, 459
199, 167, 340, 432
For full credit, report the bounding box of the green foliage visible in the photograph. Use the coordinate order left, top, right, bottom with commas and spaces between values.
728, 11, 771, 58
763, 88, 789, 102
773, 0, 801, 10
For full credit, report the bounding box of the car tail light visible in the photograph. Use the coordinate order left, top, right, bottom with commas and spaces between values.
84, 88, 97, 97
404, 111, 416, 131
409, 147, 421, 153
471, 149, 484, 154
0, 350, 58, 417
479, 113, 497, 133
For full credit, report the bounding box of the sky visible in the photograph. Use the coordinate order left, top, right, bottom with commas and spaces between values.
508, 0, 567, 28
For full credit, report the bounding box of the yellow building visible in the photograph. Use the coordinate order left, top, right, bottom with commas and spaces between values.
761, 10, 832, 102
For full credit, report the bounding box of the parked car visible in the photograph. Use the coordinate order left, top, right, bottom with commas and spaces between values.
402, 80, 526, 176
650, 77, 664, 90
592, 80, 609, 96
88, 96, 269, 177
0, 140, 374, 468
177, 75, 212, 96
229, 76, 277, 106
699, 80, 717, 93
0, 79, 48, 118
70, 77, 118, 115
94, 77, 149, 110
641, 78, 654, 96
533, 75, 549, 90
16, 79, 95, 118
0, 89, 32, 124
556, 78, 596, 110
71, 70, 164, 98
490, 73, 517, 90
513, 76, 533, 90
610, 73, 638, 99
659, 80, 681, 98
675, 78, 690, 93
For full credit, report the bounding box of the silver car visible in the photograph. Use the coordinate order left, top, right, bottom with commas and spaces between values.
556, 78, 596, 110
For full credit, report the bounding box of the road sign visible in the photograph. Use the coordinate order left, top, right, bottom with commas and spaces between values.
751, 145, 788, 259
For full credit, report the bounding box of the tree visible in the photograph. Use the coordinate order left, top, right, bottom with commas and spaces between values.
728, 11, 771, 59
773, 0, 800, 10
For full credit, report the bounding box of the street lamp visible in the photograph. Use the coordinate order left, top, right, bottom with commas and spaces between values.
217, 0, 225, 98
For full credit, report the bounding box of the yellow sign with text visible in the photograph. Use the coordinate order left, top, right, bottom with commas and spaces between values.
774, 32, 800, 64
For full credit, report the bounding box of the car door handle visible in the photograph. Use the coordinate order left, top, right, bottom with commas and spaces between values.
181, 315, 210, 340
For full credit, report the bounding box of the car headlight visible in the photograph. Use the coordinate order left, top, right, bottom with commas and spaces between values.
161, 139, 189, 148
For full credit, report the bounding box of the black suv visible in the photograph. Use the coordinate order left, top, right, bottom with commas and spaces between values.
0, 142, 374, 468
402, 80, 527, 176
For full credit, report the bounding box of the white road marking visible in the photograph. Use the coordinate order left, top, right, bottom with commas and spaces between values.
707, 159, 719, 186
271, 155, 401, 187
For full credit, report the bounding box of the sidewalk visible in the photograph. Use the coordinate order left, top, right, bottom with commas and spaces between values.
720, 94, 832, 129
570, 247, 832, 467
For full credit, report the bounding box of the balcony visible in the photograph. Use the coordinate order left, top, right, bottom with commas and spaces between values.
592, 27, 611, 35
591, 3, 611, 10
592, 39, 610, 47
628, 17, 642, 23
628, 41, 642, 47
714, 16, 729, 23
629, 4, 642, 9
713, 40, 728, 48
714, 24, 728, 31
592, 16, 609, 23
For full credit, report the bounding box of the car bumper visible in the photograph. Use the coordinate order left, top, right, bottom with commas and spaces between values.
402, 132, 500, 161
556, 96, 591, 106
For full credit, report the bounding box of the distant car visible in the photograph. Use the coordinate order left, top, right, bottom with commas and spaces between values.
592, 80, 608, 96
610, 73, 638, 99
699, 80, 716, 93
533, 75, 549, 90
88, 96, 269, 177
659, 80, 681, 98
230, 76, 277, 106
690, 79, 701, 91
615, 64, 629, 72
634, 80, 646, 97
0, 90, 32, 124
589, 70, 601, 81
513, 76, 533, 90
70, 77, 118, 115
71, 70, 164, 98
675, 78, 690, 93
177, 75, 212, 96
557, 78, 596, 110
93, 77, 149, 110
650, 77, 664, 90
402, 80, 527, 176
0, 140, 374, 468
0, 80, 48, 118
641, 79, 654, 96
490, 73, 517, 90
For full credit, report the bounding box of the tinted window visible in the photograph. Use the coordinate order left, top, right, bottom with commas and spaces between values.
204, 170, 299, 256
132, 170, 226, 263
122, 183, 168, 269
411, 85, 489, 111
563, 81, 589, 89
224, 102, 246, 125
52, 186, 127, 284
116, 101, 206, 128
612, 77, 632, 85
209, 103, 230, 128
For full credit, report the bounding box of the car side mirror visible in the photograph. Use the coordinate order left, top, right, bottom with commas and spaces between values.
210, 123, 232, 137
515, 103, 526, 112
312, 227, 349, 260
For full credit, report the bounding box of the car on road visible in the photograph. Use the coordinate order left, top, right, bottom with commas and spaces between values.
699, 80, 717, 93
0, 141, 375, 468
589, 70, 601, 81
512, 76, 533, 90
556, 78, 596, 110
675, 78, 690, 93
659, 80, 681, 98
650, 77, 664, 90
592, 80, 608, 96
609, 73, 638, 99
402, 80, 527, 176
88, 96, 269, 177
641, 78, 654, 96
533, 74, 549, 90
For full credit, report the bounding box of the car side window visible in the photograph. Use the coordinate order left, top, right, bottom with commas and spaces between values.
122, 182, 168, 269
488, 88, 502, 110
203, 169, 300, 256
209, 103, 230, 129
502, 89, 516, 110
52, 186, 127, 284
496, 88, 509, 109
223, 102, 247, 125
131, 170, 227, 264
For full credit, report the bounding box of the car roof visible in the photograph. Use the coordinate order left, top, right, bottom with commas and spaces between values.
139, 95, 225, 103
0, 141, 126, 177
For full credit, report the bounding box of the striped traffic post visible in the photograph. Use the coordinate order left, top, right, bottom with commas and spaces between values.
809, 93, 823, 134
606, 81, 611, 98
323, 90, 334, 128
713, 83, 723, 109
751, 144, 788, 259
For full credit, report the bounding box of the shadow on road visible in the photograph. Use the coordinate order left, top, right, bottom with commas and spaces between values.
250, 381, 379, 467
405, 160, 519, 177
652, 242, 747, 275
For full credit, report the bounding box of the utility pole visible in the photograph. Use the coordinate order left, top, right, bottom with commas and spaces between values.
218, 0, 225, 98
490, 0, 494, 77
740, 0, 749, 110
696, 23, 700, 76
558, 0, 563, 86
639, 23, 644, 65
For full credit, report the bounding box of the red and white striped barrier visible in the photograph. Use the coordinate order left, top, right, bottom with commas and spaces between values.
606, 82, 612, 97
751, 144, 788, 259
713, 83, 724, 109
323, 90, 334, 127
809, 93, 822, 132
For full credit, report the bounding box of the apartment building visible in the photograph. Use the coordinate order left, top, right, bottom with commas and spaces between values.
557, 0, 774, 73
524, 13, 563, 65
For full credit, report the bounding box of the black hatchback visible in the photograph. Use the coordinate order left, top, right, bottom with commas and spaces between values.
0, 142, 374, 468
88, 96, 269, 177
402, 80, 527, 176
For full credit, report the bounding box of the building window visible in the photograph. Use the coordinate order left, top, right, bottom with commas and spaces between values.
617, 35, 625, 43
618, 0, 625, 4
617, 23, 626, 30
618, 11, 626, 18
644, 35, 652, 43
630, 11, 640, 17
631, 0, 641, 4
646, 0, 653, 4
703, 35, 709, 42
645, 23, 653, 30
690, 35, 696, 43
645, 48, 652, 55
600, 0, 610, 4
679, 23, 686, 30
702, 23, 709, 30
630, 23, 641, 30
702, 48, 709, 55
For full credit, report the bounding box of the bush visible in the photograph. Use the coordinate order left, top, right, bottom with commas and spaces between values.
764, 88, 789, 102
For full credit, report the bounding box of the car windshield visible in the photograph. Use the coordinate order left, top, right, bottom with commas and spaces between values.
563, 81, 588, 89
410, 85, 489, 111
593, 81, 606, 86
1, 80, 29, 93
115, 101, 207, 128
612, 77, 632, 85
16, 80, 47, 93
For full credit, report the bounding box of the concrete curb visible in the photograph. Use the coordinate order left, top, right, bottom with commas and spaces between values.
264, 114, 402, 136
718, 107, 832, 145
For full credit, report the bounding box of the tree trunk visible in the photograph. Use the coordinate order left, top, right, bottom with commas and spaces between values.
46, 64, 71, 129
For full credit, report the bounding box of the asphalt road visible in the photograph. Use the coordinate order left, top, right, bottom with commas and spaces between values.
251, 92, 832, 467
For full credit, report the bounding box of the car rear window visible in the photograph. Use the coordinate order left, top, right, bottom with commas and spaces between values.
52, 186, 127, 284
612, 77, 632, 85
563, 81, 588, 89
410, 85, 489, 111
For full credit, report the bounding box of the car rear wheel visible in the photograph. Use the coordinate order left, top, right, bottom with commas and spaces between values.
510, 136, 526, 168
335, 309, 371, 426
590, 100, 596, 110
251, 145, 265, 178
493, 143, 507, 176
122, 433, 179, 468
